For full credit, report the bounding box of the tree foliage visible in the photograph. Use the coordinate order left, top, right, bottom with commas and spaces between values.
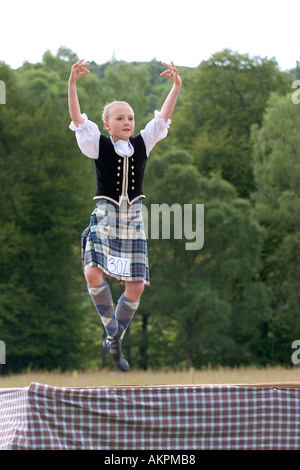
0, 49, 298, 373
173, 49, 290, 197
0, 59, 91, 371
252, 93, 300, 363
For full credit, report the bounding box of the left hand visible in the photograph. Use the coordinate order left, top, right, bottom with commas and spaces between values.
160, 62, 182, 86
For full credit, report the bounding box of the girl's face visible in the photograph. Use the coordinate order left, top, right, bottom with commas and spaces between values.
104, 104, 135, 141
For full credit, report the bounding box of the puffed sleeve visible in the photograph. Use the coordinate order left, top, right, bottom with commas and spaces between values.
69, 113, 100, 159
140, 110, 171, 156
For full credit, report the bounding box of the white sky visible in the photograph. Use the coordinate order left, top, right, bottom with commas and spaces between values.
1, 0, 299, 71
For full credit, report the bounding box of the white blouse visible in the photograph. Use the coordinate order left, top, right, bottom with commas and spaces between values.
69, 110, 171, 159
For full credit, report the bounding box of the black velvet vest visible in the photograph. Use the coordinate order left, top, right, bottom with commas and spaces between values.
94, 134, 148, 205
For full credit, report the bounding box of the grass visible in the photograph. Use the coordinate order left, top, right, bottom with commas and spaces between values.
1, 365, 300, 388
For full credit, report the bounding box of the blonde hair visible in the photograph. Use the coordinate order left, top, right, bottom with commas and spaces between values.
102, 101, 132, 124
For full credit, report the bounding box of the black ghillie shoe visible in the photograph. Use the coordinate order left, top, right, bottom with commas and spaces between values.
103, 325, 129, 372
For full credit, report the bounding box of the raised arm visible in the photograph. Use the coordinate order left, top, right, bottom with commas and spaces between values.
159, 62, 182, 122
68, 59, 90, 127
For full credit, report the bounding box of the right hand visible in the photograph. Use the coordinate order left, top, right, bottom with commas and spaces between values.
69, 59, 90, 83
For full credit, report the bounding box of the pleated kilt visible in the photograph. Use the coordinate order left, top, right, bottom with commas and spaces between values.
81, 199, 150, 285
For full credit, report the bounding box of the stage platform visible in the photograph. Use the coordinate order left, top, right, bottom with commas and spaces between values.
1, 381, 300, 450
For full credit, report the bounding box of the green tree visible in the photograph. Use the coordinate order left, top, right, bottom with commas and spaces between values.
1, 49, 293, 373
130, 150, 270, 369
0, 62, 91, 372
252, 92, 300, 363
173, 49, 290, 197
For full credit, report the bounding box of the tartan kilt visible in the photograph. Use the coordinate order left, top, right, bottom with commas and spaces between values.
81, 199, 150, 285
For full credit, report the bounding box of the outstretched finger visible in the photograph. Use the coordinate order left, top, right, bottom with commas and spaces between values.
161, 62, 178, 77
75, 59, 90, 69
162, 61, 176, 68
